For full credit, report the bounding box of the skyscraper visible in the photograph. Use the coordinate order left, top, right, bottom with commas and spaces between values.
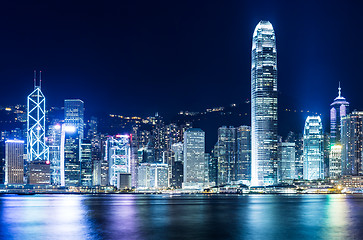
64, 99, 84, 139
330, 83, 349, 145
183, 128, 205, 189
236, 126, 251, 182
5, 140, 24, 185
341, 111, 363, 176
27, 71, 48, 162
303, 116, 324, 180
278, 142, 296, 181
329, 144, 342, 179
106, 135, 131, 187
170, 142, 184, 188
80, 140, 93, 187
251, 20, 278, 186
62, 127, 81, 186
217, 126, 237, 185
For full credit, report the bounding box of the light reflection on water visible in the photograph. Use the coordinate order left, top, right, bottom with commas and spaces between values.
1, 194, 362, 240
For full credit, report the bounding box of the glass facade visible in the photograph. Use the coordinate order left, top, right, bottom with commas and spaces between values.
27, 74, 48, 162
183, 128, 205, 188
341, 111, 363, 176
217, 126, 237, 185
278, 142, 296, 181
303, 116, 324, 180
64, 99, 84, 139
329, 144, 342, 179
107, 135, 131, 187
251, 21, 278, 186
236, 126, 251, 182
330, 84, 349, 145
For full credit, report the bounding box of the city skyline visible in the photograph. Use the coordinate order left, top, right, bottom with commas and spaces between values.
0, 1, 362, 118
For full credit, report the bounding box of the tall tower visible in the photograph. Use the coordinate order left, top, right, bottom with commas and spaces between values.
303, 116, 324, 180
27, 71, 48, 162
183, 128, 205, 189
251, 21, 278, 186
64, 99, 84, 139
330, 83, 349, 145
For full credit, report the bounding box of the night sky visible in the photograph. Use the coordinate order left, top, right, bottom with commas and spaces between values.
0, 1, 362, 122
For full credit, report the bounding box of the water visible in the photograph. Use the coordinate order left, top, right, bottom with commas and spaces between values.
0, 194, 362, 240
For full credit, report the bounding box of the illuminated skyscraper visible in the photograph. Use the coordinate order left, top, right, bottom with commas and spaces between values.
217, 126, 237, 185
236, 126, 251, 182
278, 142, 296, 181
330, 83, 349, 145
341, 111, 363, 176
80, 140, 92, 187
251, 21, 278, 186
303, 116, 324, 180
329, 144, 342, 179
27, 71, 48, 162
5, 140, 24, 185
62, 127, 81, 186
183, 128, 205, 189
106, 135, 131, 187
47, 123, 61, 185
64, 99, 84, 139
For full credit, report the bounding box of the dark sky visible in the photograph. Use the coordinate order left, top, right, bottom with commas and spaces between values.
0, 1, 362, 121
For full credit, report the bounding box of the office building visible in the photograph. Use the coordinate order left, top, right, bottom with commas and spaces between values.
47, 123, 62, 185
107, 135, 130, 187
183, 128, 205, 189
341, 111, 363, 176
236, 126, 251, 182
251, 21, 278, 186
278, 142, 296, 181
303, 116, 324, 180
329, 144, 342, 179
64, 99, 84, 139
80, 140, 93, 187
117, 173, 131, 189
62, 128, 81, 186
28, 161, 50, 185
5, 140, 24, 184
27, 71, 48, 162
330, 83, 349, 145
170, 142, 183, 188
217, 126, 237, 185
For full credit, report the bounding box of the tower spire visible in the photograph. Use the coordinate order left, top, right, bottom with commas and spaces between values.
39, 70, 42, 89
33, 70, 36, 89
338, 81, 341, 98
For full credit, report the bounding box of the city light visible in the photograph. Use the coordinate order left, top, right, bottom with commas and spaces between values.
64, 125, 76, 133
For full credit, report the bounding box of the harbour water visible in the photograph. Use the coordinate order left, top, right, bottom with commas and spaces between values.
1, 194, 362, 240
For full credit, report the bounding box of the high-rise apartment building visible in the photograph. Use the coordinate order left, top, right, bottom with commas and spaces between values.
303, 116, 324, 180
251, 21, 278, 186
64, 99, 84, 139
183, 128, 205, 189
